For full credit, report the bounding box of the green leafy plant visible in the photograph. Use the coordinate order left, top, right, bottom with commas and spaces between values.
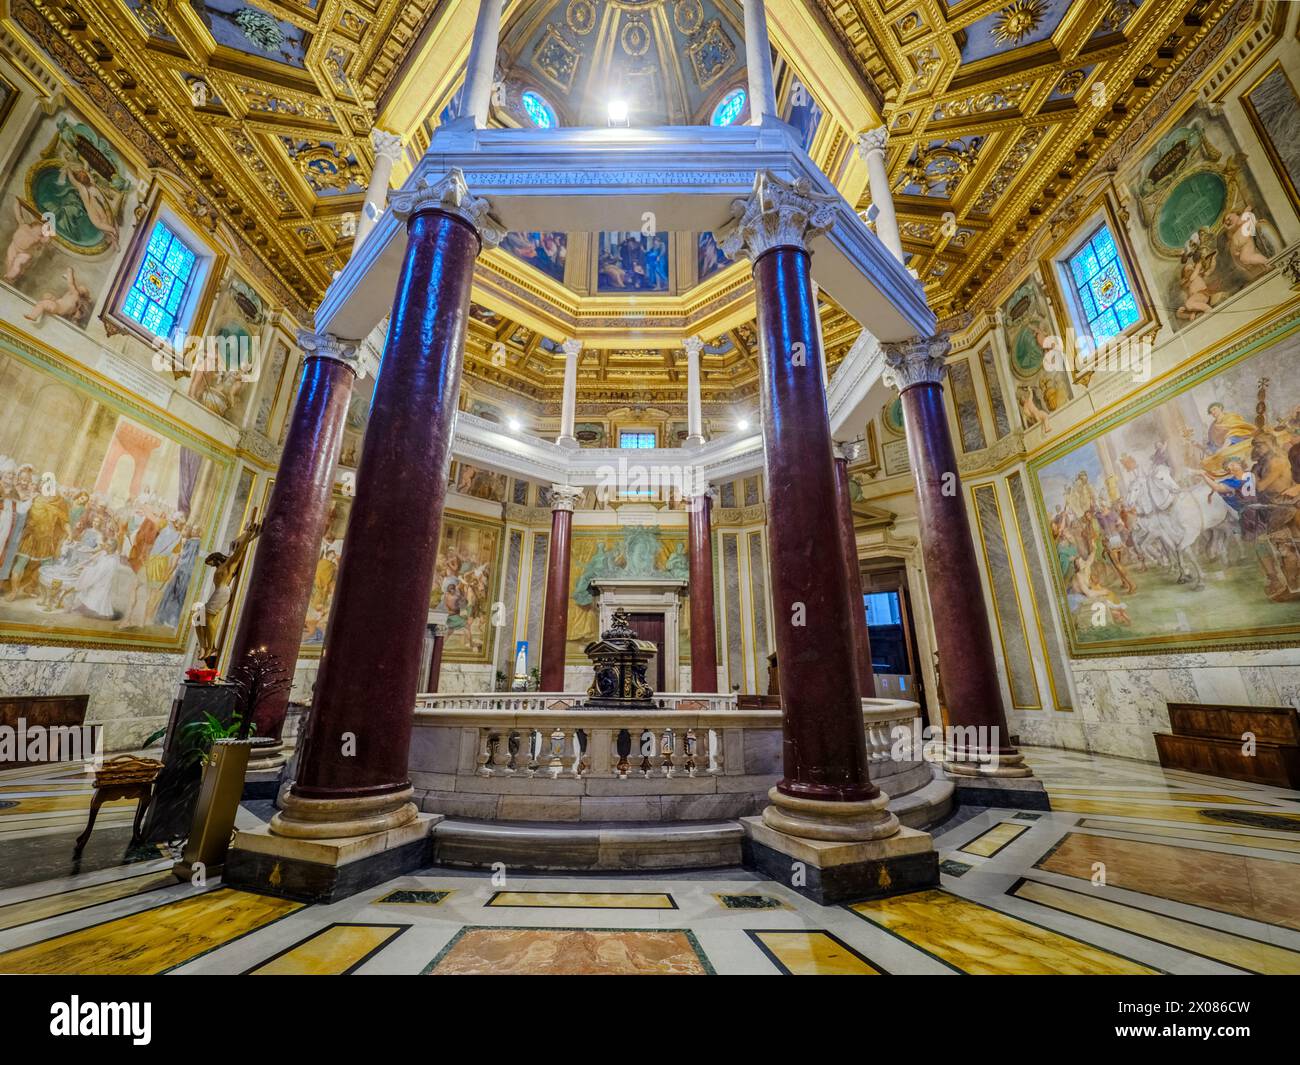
177, 711, 244, 768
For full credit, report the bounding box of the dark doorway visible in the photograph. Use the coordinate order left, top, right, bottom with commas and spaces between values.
860, 558, 928, 719
626, 612, 666, 692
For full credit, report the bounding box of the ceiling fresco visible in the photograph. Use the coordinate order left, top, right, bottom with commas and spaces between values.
3, 0, 1243, 404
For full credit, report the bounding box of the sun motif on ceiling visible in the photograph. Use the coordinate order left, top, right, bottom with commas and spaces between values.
990, 0, 1048, 46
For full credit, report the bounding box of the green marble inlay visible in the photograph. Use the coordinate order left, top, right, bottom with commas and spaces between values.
717, 894, 785, 910
1012, 812, 1043, 821
376, 889, 451, 906
939, 860, 973, 878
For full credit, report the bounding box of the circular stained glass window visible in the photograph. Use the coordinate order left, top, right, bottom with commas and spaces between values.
521, 90, 558, 129
711, 88, 746, 127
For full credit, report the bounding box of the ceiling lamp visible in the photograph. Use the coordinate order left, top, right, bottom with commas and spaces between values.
608, 99, 629, 126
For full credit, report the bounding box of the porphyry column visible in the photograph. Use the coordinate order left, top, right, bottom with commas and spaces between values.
687, 487, 718, 692
228, 332, 372, 763
425, 617, 448, 693
833, 443, 876, 698
270, 169, 502, 846
540, 485, 582, 690
882, 335, 1046, 809
722, 172, 895, 838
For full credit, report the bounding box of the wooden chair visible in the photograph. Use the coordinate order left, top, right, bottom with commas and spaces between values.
74, 755, 163, 855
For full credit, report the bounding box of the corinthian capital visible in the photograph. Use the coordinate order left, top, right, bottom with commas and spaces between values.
856, 126, 888, 158
370, 128, 405, 165
549, 485, 584, 512
682, 335, 704, 358
561, 338, 582, 359
388, 168, 504, 248
720, 171, 839, 262
880, 334, 951, 392
297, 331, 364, 376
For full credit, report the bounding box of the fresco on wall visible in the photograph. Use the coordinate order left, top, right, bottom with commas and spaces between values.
452, 462, 508, 502
1126, 102, 1282, 328
1031, 323, 1300, 656
500, 232, 567, 282
565, 525, 690, 659
430, 517, 500, 660
999, 271, 1072, 429
190, 268, 266, 424
0, 108, 137, 329
300, 493, 350, 650
697, 232, 729, 282
0, 333, 228, 649
597, 231, 669, 292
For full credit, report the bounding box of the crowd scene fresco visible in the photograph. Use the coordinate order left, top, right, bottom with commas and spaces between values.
597, 231, 670, 292
0, 347, 221, 647
1034, 332, 1300, 653
429, 519, 500, 659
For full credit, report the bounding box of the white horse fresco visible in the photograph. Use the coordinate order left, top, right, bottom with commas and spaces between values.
1124, 463, 1235, 589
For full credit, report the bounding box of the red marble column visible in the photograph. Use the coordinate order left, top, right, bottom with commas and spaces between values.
540, 486, 581, 691
833, 449, 876, 698
688, 490, 719, 692
724, 175, 876, 806
230, 333, 361, 743
274, 172, 498, 836
425, 623, 446, 692
882, 336, 1027, 774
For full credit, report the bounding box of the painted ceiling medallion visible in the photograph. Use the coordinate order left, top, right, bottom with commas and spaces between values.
620, 16, 651, 58
990, 0, 1048, 47
534, 24, 581, 91
673, 0, 704, 36
566, 0, 596, 36
687, 19, 734, 91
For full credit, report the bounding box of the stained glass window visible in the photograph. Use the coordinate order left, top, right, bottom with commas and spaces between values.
1066, 223, 1140, 346
711, 88, 746, 127
122, 221, 199, 340
619, 431, 656, 449
521, 91, 557, 129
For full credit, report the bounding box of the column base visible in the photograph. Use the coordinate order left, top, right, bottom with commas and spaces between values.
224, 813, 441, 903
948, 773, 1052, 811
682, 434, 705, 450
741, 816, 938, 905
761, 785, 899, 842
247, 741, 288, 772
942, 745, 1034, 778
270, 786, 418, 839
241, 765, 284, 802
556, 435, 579, 450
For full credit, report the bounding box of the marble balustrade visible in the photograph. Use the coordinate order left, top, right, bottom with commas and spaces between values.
408, 695, 928, 823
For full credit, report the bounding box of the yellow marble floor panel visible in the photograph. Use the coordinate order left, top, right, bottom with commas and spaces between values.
0, 783, 95, 794
0, 810, 134, 836
0, 795, 131, 815
0, 869, 177, 932
1011, 879, 1300, 975
0, 888, 301, 974
849, 889, 1158, 975
425, 927, 711, 974
1048, 798, 1300, 828
959, 821, 1030, 857
247, 923, 406, 975
1036, 833, 1300, 932
1077, 818, 1300, 854
748, 931, 882, 975
486, 891, 675, 909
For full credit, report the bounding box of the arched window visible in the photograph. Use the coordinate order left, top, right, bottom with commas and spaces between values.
521, 90, 558, 129
710, 88, 746, 127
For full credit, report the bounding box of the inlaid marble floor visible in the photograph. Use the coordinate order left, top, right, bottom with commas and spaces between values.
1, 747, 1298, 974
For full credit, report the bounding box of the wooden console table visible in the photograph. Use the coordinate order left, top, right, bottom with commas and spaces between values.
1154, 702, 1300, 787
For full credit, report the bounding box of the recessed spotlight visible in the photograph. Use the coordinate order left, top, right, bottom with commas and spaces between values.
737, 418, 750, 431
507, 417, 522, 431
608, 99, 629, 125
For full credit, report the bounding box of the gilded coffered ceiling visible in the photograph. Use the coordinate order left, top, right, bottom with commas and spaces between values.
2, 0, 1246, 405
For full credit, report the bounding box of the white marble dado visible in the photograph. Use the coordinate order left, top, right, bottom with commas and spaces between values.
0, 644, 184, 752
1008, 646, 1300, 762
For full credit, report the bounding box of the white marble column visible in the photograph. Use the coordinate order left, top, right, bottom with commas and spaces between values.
683, 335, 705, 448
461, 0, 504, 128
352, 129, 404, 252
856, 126, 904, 263
557, 338, 581, 449
743, 0, 778, 124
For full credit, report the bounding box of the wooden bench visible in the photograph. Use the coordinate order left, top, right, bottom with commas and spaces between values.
1155, 702, 1300, 787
